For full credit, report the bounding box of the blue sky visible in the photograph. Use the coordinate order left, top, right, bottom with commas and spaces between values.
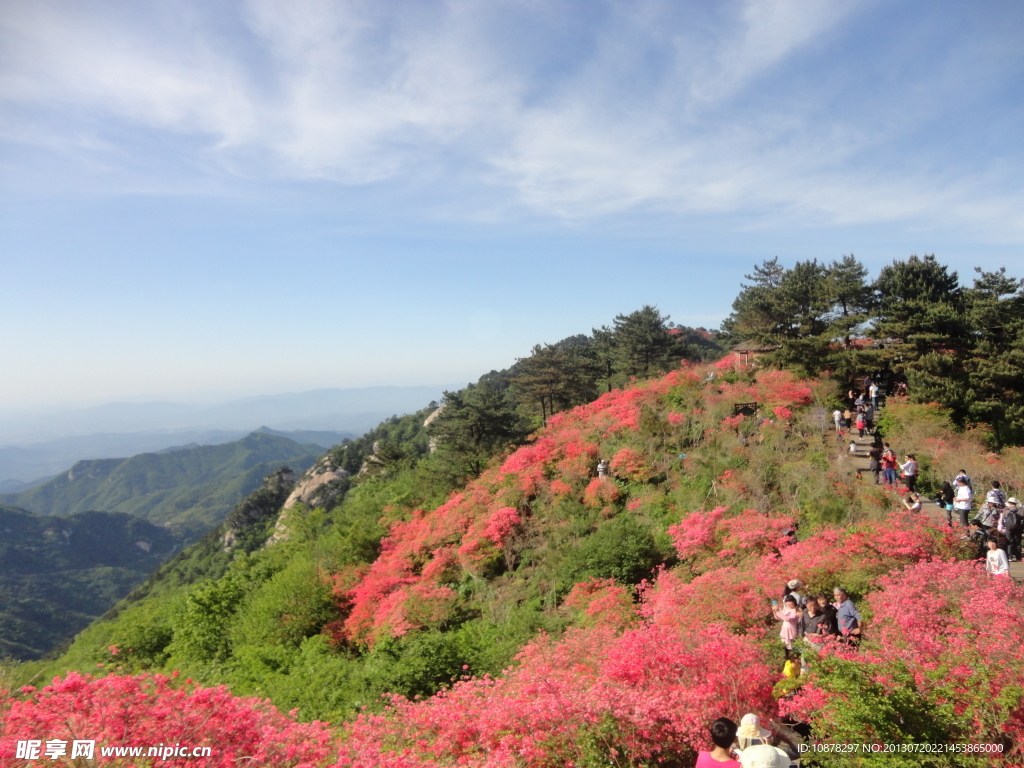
2, 0, 1023, 410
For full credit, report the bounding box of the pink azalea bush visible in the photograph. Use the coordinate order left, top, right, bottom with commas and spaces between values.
0, 673, 336, 767
6, 363, 1020, 766
334, 625, 775, 768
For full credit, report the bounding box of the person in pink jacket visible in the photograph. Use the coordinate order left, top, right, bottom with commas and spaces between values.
772, 595, 800, 649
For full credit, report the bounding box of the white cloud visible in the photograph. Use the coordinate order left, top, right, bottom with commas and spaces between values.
1, 0, 1022, 240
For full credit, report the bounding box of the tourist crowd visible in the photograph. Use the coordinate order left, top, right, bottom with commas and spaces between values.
837, 378, 1018, 576
697, 714, 803, 768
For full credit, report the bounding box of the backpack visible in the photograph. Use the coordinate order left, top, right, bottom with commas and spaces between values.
1004, 508, 1020, 532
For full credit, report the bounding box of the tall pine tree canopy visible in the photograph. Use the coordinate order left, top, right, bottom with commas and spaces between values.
725, 253, 1024, 447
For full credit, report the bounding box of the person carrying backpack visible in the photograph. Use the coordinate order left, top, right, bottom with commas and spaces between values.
978, 502, 1000, 532
1002, 498, 1022, 562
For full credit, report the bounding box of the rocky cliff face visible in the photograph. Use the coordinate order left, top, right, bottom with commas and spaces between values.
266, 457, 351, 545
220, 467, 298, 551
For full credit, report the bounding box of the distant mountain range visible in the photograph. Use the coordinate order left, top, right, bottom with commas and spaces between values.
0, 427, 350, 489
0, 431, 324, 538
0, 506, 190, 660
0, 384, 450, 484
0, 385, 450, 442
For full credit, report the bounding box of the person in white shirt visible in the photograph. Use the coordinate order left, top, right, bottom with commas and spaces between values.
987, 539, 1009, 577
900, 454, 919, 493
953, 478, 973, 527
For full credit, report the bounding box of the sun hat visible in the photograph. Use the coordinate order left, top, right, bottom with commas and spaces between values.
1008, 498, 1020, 505
786, 579, 802, 590
737, 713, 772, 740
738, 744, 791, 768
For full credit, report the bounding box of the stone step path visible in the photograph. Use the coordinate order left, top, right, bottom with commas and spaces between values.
833, 415, 1024, 581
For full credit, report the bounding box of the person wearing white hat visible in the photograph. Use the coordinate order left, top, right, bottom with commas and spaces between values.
736, 713, 772, 750
737, 744, 791, 768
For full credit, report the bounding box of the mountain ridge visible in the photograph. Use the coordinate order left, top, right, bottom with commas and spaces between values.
0, 431, 323, 536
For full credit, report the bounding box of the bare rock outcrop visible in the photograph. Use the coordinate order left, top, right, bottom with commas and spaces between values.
266, 457, 350, 545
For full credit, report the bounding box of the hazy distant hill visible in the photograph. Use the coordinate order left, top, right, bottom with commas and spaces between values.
0, 427, 354, 486
0, 432, 322, 537
0, 506, 188, 660
0, 384, 450, 446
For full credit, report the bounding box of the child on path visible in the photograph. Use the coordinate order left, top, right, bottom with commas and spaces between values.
772, 595, 801, 649
987, 539, 1009, 577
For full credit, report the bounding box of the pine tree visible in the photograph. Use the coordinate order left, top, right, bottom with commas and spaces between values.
427, 381, 529, 479
963, 267, 1024, 447
511, 342, 598, 423
871, 255, 971, 414
610, 306, 680, 379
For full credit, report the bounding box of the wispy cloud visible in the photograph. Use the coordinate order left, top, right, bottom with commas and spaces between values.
1, 0, 1022, 238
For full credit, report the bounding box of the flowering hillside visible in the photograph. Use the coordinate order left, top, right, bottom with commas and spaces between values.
4, 362, 1022, 767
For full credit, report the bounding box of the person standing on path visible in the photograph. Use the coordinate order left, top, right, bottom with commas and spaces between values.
800, 598, 829, 652
832, 409, 842, 432
881, 446, 898, 487
953, 478, 973, 527
900, 454, 919, 493
833, 588, 863, 646
868, 446, 882, 485
772, 595, 801, 650
939, 481, 955, 526
1004, 498, 1022, 562
986, 481, 1007, 509
870, 381, 879, 409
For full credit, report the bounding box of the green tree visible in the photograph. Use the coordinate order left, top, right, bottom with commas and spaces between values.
728, 258, 836, 374
590, 325, 618, 392
725, 258, 789, 341
963, 267, 1024, 447
825, 254, 873, 338
428, 381, 530, 479
872, 254, 970, 413
511, 341, 598, 423
610, 305, 681, 379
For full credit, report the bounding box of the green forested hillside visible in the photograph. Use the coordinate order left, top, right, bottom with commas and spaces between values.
0, 506, 188, 660
17, 308, 722, 708
0, 432, 323, 537
27, 358, 1014, 731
